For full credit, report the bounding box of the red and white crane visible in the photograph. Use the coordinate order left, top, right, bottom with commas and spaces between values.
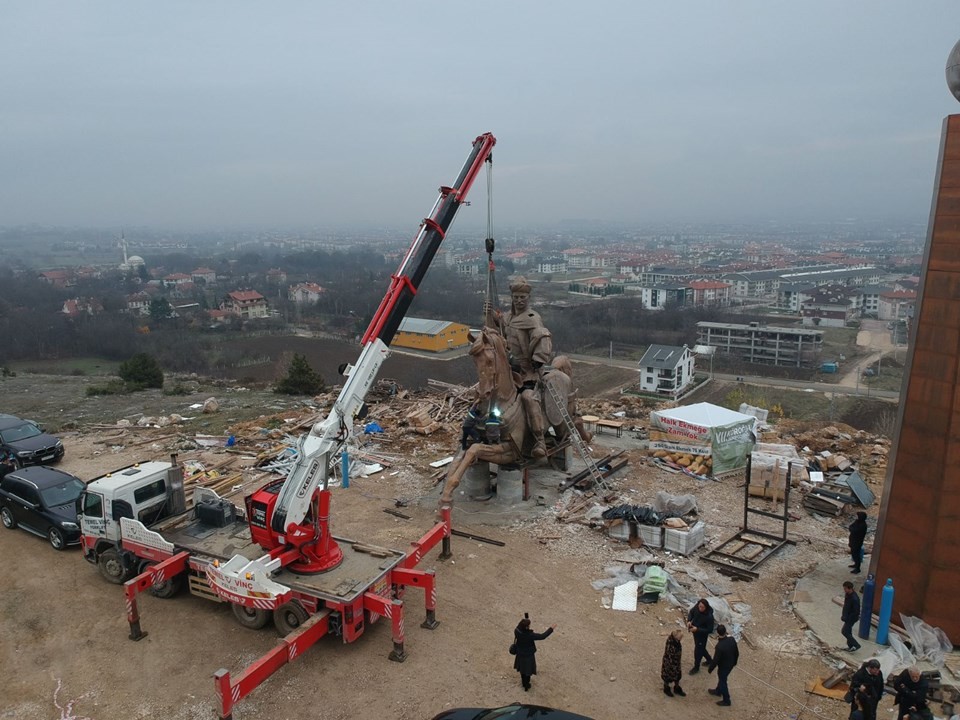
78, 133, 496, 720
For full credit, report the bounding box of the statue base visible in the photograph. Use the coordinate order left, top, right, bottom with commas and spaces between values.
462, 462, 492, 498
495, 466, 525, 505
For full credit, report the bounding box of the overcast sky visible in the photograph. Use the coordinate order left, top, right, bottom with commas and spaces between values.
2, 2, 959, 232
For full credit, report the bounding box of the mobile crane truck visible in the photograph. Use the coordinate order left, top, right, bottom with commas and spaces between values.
77, 132, 497, 719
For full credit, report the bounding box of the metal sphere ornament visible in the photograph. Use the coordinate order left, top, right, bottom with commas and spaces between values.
947, 39, 960, 102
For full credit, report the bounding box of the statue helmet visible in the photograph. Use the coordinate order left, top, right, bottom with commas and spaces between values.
509, 276, 532, 295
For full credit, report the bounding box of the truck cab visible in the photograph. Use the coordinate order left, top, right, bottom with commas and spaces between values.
78, 458, 187, 583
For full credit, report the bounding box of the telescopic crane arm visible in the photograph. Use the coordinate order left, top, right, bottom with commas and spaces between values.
269, 132, 496, 539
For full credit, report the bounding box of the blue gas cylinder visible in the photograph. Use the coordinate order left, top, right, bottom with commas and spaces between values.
858, 574, 875, 639
876, 578, 895, 645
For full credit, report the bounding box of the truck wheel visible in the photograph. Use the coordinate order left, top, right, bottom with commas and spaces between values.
0, 507, 16, 529
48, 527, 66, 551
147, 566, 183, 599
231, 604, 271, 630
274, 601, 309, 636
98, 548, 131, 584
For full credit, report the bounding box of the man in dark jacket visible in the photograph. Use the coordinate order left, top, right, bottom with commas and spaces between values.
892, 666, 930, 720
841, 580, 862, 652
513, 615, 556, 691
686, 598, 715, 674
849, 659, 885, 720
707, 624, 739, 706
849, 511, 868, 573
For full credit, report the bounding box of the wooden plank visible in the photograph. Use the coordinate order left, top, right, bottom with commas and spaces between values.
743, 545, 766, 560
724, 541, 747, 556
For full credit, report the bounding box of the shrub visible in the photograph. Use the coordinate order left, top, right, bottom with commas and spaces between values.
118, 353, 164, 390
86, 380, 130, 396
275, 354, 325, 396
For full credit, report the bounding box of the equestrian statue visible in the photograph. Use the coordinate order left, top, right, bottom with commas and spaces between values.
439, 277, 592, 505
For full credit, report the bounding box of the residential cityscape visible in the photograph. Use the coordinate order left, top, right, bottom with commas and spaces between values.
0, 219, 923, 391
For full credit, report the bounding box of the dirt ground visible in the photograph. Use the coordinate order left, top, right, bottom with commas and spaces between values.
0, 374, 869, 720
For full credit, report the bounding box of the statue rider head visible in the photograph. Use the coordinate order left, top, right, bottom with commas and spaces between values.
510, 276, 532, 315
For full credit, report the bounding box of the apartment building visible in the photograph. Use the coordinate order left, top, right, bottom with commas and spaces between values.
697, 321, 823, 368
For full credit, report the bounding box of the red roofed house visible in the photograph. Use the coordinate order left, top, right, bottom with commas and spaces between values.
878, 290, 916, 322
223, 290, 268, 319
505, 251, 531, 267
126, 292, 151, 316
62, 297, 102, 317
288, 282, 325, 304
191, 267, 217, 285
163, 273, 193, 289
39, 270, 73, 288
689, 280, 732, 307
266, 268, 288, 284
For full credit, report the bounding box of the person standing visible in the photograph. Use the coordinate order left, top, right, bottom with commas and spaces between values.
892, 666, 930, 720
707, 624, 739, 706
849, 659, 885, 720
513, 614, 556, 691
841, 580, 863, 652
686, 598, 715, 674
849, 511, 868, 574
660, 629, 686, 697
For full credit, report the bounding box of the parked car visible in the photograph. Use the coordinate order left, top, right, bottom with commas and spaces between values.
430, 705, 594, 720
0, 465, 85, 549
0, 413, 65, 468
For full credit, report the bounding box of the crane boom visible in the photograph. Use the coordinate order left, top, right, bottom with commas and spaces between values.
266, 132, 496, 556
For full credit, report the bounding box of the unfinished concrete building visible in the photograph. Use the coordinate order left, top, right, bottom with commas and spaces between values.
696, 321, 823, 368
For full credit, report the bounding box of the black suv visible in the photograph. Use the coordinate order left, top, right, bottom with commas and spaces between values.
0, 465, 85, 549
0, 414, 65, 469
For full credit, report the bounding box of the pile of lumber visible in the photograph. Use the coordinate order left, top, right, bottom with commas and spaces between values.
405, 405, 442, 436
802, 479, 860, 516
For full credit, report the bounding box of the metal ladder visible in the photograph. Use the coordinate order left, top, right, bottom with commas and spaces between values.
541, 378, 609, 491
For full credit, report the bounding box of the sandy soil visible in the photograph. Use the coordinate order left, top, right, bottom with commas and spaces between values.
0, 376, 863, 720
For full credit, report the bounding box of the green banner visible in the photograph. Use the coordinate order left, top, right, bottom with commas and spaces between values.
709, 419, 755, 474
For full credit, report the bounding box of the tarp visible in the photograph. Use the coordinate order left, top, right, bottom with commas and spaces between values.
650, 402, 756, 475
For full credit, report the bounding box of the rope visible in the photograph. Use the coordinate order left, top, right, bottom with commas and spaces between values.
741, 637, 839, 720
483, 155, 499, 325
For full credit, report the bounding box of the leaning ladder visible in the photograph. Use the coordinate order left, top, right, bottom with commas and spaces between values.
542, 378, 609, 491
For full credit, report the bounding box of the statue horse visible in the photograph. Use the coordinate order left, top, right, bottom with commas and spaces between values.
439, 327, 586, 505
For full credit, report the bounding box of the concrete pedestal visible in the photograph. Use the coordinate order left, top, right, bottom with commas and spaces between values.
462, 462, 492, 498
495, 466, 525, 505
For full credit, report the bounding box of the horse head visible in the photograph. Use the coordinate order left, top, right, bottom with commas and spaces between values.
468, 327, 516, 411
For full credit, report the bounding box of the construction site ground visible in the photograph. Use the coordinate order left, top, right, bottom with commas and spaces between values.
0, 371, 927, 720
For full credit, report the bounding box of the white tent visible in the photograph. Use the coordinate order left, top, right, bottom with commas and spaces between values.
649, 402, 756, 475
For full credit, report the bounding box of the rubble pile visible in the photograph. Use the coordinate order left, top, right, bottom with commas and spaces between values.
775, 421, 891, 487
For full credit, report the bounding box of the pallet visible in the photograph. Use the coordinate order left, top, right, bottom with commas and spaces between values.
188, 574, 223, 602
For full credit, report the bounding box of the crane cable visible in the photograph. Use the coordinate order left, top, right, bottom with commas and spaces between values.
483, 154, 499, 325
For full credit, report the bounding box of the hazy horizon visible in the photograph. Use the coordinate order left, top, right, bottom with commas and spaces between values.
2, 2, 958, 231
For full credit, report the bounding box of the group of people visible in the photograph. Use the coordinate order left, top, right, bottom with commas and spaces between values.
660, 598, 740, 707
848, 660, 931, 720
510, 600, 741, 707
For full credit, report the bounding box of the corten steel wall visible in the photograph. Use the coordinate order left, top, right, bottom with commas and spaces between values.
872, 115, 960, 641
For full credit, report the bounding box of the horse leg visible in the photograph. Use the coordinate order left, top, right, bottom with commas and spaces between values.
440, 444, 483, 504
440, 443, 521, 505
